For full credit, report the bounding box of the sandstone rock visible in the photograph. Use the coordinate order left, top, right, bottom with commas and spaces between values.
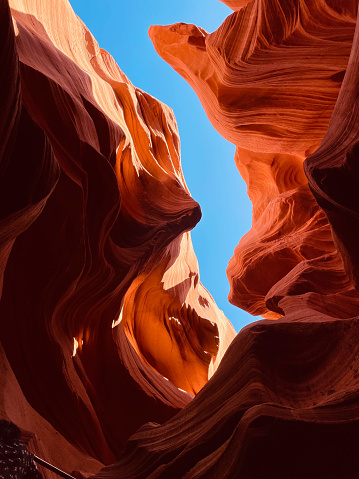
3, 0, 359, 476
89, 1, 359, 477
149, 1, 357, 156
95, 313, 359, 478
305, 10, 359, 292
218, 0, 251, 10
0, 0, 235, 473
149, 0, 359, 319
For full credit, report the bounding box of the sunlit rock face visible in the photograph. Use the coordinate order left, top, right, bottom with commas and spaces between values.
149, 0, 359, 317
219, 0, 250, 10
0, 0, 235, 474
150, 1, 356, 156
91, 1, 359, 477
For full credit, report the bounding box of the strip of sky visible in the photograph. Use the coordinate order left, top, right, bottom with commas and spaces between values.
70, 0, 255, 332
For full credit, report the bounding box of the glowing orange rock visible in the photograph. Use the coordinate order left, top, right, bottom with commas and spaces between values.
219, 0, 250, 10
149, 1, 356, 156
149, 0, 358, 317
90, 1, 359, 477
95, 314, 359, 478
3, 0, 359, 476
0, 0, 235, 474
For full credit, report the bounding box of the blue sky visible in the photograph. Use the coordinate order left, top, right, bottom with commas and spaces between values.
70, 0, 256, 332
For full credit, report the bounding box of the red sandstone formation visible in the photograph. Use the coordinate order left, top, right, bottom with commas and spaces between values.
305, 17, 359, 292
149, 1, 357, 156
3, 0, 359, 477
219, 0, 251, 10
0, 0, 235, 475
91, 0, 359, 477
149, 0, 359, 317
96, 315, 359, 478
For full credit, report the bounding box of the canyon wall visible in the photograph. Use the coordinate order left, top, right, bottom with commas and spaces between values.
2, 0, 359, 477
93, 0, 359, 477
0, 0, 235, 475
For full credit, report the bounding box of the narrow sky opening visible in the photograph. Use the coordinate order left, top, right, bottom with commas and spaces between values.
70, 0, 256, 332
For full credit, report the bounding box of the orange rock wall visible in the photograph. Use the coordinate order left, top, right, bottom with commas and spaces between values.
305, 14, 359, 292
91, 0, 359, 477
3, 0, 359, 477
149, 0, 359, 319
0, 0, 235, 475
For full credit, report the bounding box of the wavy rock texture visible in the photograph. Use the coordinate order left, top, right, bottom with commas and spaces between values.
91, 1, 359, 478
96, 314, 359, 479
305, 12, 359, 292
219, 0, 251, 10
0, 0, 235, 475
149, 0, 357, 156
149, 0, 359, 317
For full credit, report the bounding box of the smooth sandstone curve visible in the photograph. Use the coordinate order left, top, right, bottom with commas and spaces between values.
0, 0, 235, 474
90, 1, 359, 477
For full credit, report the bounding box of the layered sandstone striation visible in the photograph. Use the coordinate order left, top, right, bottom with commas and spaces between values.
149, 1, 357, 156
305, 16, 359, 293
92, 0, 359, 477
0, 0, 235, 475
96, 314, 359, 478
149, 0, 359, 318
3, 0, 359, 477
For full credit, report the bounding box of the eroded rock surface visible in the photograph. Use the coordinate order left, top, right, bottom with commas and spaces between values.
3, 0, 359, 477
305, 12, 359, 293
149, 1, 357, 156
149, 0, 359, 318
91, 0, 359, 477
0, 0, 235, 474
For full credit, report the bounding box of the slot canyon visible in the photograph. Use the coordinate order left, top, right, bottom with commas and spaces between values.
1, 0, 359, 477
